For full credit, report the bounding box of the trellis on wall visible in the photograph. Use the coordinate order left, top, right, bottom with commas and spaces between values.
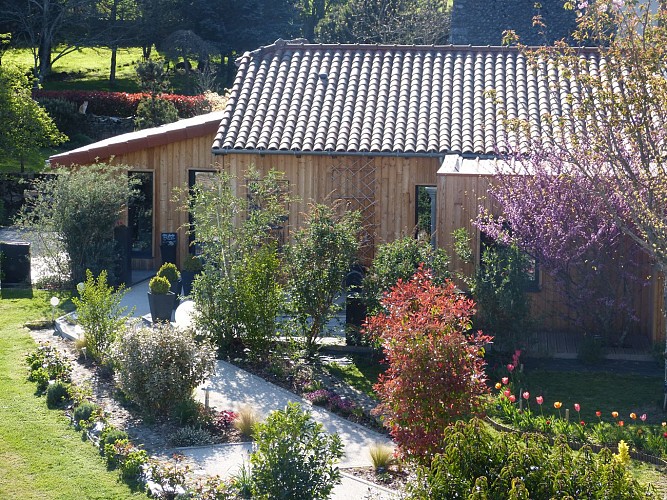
330, 157, 377, 264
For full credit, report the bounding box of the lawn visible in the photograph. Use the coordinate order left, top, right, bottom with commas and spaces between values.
0, 288, 145, 499
325, 354, 386, 397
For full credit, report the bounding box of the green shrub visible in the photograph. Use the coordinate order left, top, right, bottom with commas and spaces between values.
120, 449, 148, 486
112, 323, 216, 416
285, 203, 361, 354
16, 164, 138, 285
182, 253, 203, 272
72, 269, 131, 364
167, 425, 214, 447
46, 380, 71, 408
156, 262, 180, 286
363, 235, 450, 315
134, 96, 178, 130
26, 342, 72, 392
406, 419, 656, 499
99, 426, 129, 454
37, 97, 82, 138
73, 401, 99, 425
171, 397, 206, 426
249, 402, 343, 499
149, 275, 171, 294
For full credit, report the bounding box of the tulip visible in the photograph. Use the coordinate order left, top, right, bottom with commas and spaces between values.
495, 382, 502, 390
503, 389, 511, 398
595, 411, 602, 417
574, 403, 580, 412
522, 391, 530, 400
640, 414, 647, 422
501, 377, 509, 385
663, 432, 667, 438
509, 395, 516, 403
630, 412, 637, 420
536, 396, 544, 405
580, 420, 585, 426
619, 420, 624, 427
662, 422, 666, 427
554, 401, 562, 409
507, 364, 515, 373
612, 411, 619, 419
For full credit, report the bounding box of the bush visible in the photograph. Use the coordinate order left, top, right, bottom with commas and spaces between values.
156, 262, 180, 286
149, 275, 171, 294
285, 203, 361, 353
134, 96, 179, 130
72, 269, 131, 364
16, 164, 138, 285
37, 97, 82, 138
250, 403, 343, 499
33, 89, 206, 118
363, 235, 450, 315
99, 426, 129, 454
46, 380, 71, 408
26, 342, 72, 392
406, 419, 656, 499
168, 425, 214, 447
112, 323, 216, 416
73, 401, 99, 425
365, 267, 492, 460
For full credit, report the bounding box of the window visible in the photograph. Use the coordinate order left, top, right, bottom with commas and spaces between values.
128, 172, 153, 258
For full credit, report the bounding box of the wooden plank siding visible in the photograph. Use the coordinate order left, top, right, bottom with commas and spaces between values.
436, 171, 665, 346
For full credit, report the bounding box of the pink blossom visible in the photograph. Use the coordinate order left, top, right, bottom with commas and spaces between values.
522, 391, 530, 400
503, 389, 511, 398
501, 377, 509, 385
640, 413, 647, 422
536, 396, 544, 405
507, 364, 515, 373
509, 395, 516, 403
574, 403, 581, 412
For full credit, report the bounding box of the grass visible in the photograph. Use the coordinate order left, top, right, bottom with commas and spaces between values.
325, 354, 386, 397
516, 370, 665, 425
0, 288, 145, 499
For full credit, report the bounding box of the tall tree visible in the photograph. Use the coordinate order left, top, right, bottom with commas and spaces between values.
490, 0, 667, 404
316, 0, 451, 44
0, 0, 96, 81
93, 0, 141, 85
0, 65, 65, 171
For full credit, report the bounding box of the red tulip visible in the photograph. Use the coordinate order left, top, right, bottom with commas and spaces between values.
503, 389, 511, 398
595, 411, 602, 417
619, 420, 625, 427
580, 420, 585, 426
509, 395, 516, 403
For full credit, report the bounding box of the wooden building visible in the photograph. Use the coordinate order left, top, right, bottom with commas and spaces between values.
50, 40, 664, 346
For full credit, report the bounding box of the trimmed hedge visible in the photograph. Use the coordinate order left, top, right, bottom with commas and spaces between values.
33, 90, 207, 118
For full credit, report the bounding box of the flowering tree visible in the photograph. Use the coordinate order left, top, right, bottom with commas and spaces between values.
490, 0, 667, 405
365, 267, 492, 460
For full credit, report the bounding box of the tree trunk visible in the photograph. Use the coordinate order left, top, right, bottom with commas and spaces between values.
110, 46, 117, 86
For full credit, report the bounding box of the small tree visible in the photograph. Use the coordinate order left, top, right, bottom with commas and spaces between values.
134, 59, 178, 130
365, 267, 492, 460
72, 269, 132, 364
249, 402, 343, 499
112, 323, 216, 416
285, 203, 361, 354
16, 163, 137, 285
186, 168, 291, 356
0, 65, 65, 171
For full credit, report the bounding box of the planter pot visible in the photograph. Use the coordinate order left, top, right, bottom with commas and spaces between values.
148, 291, 176, 323
170, 279, 182, 308
181, 271, 199, 296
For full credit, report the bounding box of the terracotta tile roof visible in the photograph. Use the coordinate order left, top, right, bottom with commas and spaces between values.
49, 111, 226, 167
213, 40, 602, 156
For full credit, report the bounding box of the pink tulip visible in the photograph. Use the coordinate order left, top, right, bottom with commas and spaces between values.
522, 391, 530, 400
501, 377, 509, 385
640, 413, 647, 422
574, 403, 581, 412
536, 396, 544, 405
507, 364, 515, 372
509, 395, 516, 403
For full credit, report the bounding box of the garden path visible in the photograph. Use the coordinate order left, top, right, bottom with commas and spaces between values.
182, 360, 398, 499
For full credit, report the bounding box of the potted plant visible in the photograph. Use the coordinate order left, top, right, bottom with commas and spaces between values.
148, 275, 175, 323
156, 262, 181, 297
181, 253, 203, 296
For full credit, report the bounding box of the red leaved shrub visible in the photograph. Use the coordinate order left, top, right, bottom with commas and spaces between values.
364, 266, 492, 460
33, 90, 207, 118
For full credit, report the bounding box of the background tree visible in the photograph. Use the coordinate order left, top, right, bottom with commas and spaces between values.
0, 65, 65, 171
316, 0, 451, 44
490, 0, 667, 402
16, 163, 137, 285
134, 58, 178, 129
